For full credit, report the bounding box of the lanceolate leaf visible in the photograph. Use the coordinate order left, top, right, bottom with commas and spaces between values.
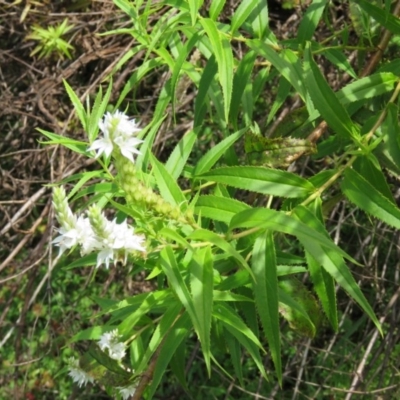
297, 0, 329, 44
292, 205, 382, 335
150, 154, 187, 207
252, 231, 282, 383
194, 128, 246, 175
165, 129, 198, 180
341, 168, 400, 230
214, 303, 267, 380
248, 40, 306, 100
304, 43, 358, 140
354, 0, 400, 35
230, 208, 357, 263
198, 166, 314, 198
188, 229, 253, 277
195, 195, 251, 224
200, 18, 234, 123
301, 199, 337, 330
148, 312, 191, 399
189, 247, 214, 375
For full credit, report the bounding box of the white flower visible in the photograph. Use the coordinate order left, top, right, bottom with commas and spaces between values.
67, 357, 94, 387
89, 110, 143, 162
87, 131, 113, 159
118, 383, 138, 400
94, 219, 146, 268
98, 329, 126, 361
53, 215, 98, 255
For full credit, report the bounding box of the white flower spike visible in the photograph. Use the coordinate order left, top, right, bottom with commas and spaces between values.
67, 357, 94, 387
89, 110, 143, 162
98, 329, 126, 361
118, 383, 138, 400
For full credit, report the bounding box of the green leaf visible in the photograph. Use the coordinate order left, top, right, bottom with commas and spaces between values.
292, 205, 382, 335
214, 303, 268, 380
189, 246, 214, 375
200, 18, 234, 123
188, 0, 203, 25
278, 283, 317, 338
194, 195, 251, 224
213, 303, 264, 349
252, 231, 281, 383
354, 0, 400, 35
188, 229, 253, 277
297, 0, 329, 44
198, 166, 314, 198
38, 129, 88, 154
159, 247, 203, 339
301, 200, 338, 331
353, 156, 395, 204
165, 129, 198, 180
194, 128, 246, 175
231, 0, 262, 35
341, 168, 400, 230
63, 80, 87, 131
247, 0, 269, 40
336, 72, 397, 104
230, 208, 357, 263
148, 313, 191, 398
134, 300, 183, 372
322, 48, 357, 79
194, 55, 218, 127
209, 0, 226, 20
150, 153, 187, 207
248, 40, 306, 100
230, 51, 257, 128
304, 43, 358, 140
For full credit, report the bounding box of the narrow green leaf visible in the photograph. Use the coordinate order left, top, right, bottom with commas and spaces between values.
209, 0, 226, 20
248, 40, 306, 100
165, 130, 197, 179
336, 73, 397, 104
225, 330, 244, 386
252, 231, 281, 383
148, 313, 191, 398
292, 206, 382, 334
38, 129, 88, 154
63, 80, 87, 131
304, 43, 358, 139
341, 168, 400, 229
297, 0, 328, 44
354, 0, 400, 34
231, 0, 262, 35
230, 51, 257, 127
194, 55, 218, 127
213, 303, 264, 349
353, 156, 395, 204
188, 0, 203, 25
247, 0, 269, 40
194, 195, 251, 224
150, 153, 187, 207
189, 246, 214, 375
200, 18, 234, 123
198, 166, 314, 198
194, 128, 246, 175
188, 229, 254, 277
230, 208, 357, 263
215, 304, 268, 380
159, 247, 203, 338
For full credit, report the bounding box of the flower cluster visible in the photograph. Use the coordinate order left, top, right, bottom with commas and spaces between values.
88, 110, 143, 163
98, 329, 126, 361
52, 187, 146, 268
118, 383, 138, 400
67, 357, 94, 388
